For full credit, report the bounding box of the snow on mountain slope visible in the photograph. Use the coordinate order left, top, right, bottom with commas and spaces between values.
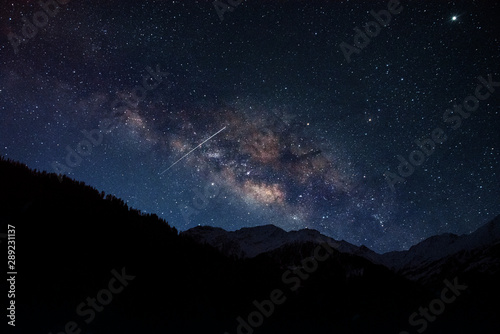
379, 215, 500, 270
182, 215, 500, 277
181, 224, 380, 261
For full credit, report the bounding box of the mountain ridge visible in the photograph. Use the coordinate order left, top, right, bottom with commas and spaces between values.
182, 215, 500, 274
1, 156, 499, 333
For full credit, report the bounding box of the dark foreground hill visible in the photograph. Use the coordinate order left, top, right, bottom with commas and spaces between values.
0, 156, 499, 334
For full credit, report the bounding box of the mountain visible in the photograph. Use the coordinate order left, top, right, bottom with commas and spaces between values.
379, 215, 500, 272
181, 224, 381, 262
183, 224, 342, 258
182, 216, 500, 280
376, 216, 500, 284
1, 156, 499, 334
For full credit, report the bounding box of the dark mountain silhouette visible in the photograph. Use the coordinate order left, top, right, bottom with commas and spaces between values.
181, 224, 381, 261
183, 217, 500, 283
1, 156, 499, 334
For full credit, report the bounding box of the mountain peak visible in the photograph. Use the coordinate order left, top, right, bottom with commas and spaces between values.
379, 215, 500, 271
181, 224, 372, 260
182, 224, 330, 258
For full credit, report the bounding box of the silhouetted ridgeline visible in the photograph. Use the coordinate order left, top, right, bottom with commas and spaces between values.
0, 156, 498, 334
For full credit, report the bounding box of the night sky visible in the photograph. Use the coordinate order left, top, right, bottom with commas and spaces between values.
0, 0, 498, 253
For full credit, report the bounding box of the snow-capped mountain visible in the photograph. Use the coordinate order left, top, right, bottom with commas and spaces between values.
182, 224, 383, 262
182, 215, 500, 281
181, 224, 332, 258
378, 215, 500, 271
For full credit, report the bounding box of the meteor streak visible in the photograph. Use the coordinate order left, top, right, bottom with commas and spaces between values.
159, 126, 227, 175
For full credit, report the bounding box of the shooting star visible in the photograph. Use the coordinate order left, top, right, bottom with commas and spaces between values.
159, 126, 227, 175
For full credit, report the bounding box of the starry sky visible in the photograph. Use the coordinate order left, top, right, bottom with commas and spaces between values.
0, 0, 498, 253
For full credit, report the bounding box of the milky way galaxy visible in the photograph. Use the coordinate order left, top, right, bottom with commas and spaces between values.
1, 0, 499, 252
